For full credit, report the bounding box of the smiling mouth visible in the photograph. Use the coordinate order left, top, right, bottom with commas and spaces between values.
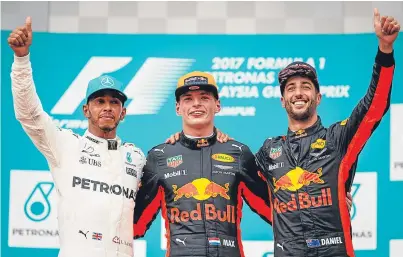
292, 100, 308, 107
189, 110, 205, 116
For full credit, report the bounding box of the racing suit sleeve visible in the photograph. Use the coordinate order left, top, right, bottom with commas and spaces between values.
133, 151, 162, 239
239, 145, 273, 225
11, 54, 62, 168
331, 48, 394, 152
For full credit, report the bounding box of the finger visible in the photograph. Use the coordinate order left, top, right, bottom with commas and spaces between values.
175, 133, 180, 141
11, 33, 24, 46
17, 30, 28, 42
394, 24, 401, 33
25, 16, 32, 32
383, 17, 391, 33
217, 135, 224, 143
373, 8, 380, 25
20, 26, 29, 38
380, 16, 387, 28
222, 135, 229, 143
387, 23, 395, 35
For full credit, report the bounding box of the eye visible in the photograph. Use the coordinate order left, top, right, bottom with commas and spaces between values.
111, 99, 120, 104
287, 86, 295, 92
97, 99, 105, 104
201, 96, 209, 100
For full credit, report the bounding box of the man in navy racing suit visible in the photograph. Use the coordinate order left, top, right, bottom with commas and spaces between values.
255, 9, 400, 257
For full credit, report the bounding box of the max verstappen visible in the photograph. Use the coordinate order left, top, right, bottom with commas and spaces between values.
255, 9, 400, 257
133, 71, 272, 257
8, 17, 146, 257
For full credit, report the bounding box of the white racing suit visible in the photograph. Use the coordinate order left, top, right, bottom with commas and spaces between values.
11, 54, 146, 257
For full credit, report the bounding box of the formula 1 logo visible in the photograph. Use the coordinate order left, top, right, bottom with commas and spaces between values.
50, 56, 194, 128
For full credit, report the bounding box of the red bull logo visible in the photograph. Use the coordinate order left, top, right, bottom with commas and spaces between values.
170, 203, 235, 224
274, 188, 333, 214
273, 167, 324, 192
171, 178, 233, 224
197, 138, 209, 147
172, 178, 230, 201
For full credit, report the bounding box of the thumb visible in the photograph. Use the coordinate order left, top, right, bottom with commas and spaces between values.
25, 16, 32, 32
373, 8, 380, 25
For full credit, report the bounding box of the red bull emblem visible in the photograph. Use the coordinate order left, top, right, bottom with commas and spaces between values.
273, 167, 324, 192
167, 155, 183, 168
269, 146, 282, 159
172, 178, 230, 201
197, 138, 209, 147
295, 129, 307, 138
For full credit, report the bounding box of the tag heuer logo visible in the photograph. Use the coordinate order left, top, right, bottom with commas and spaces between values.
269, 147, 282, 159
167, 155, 183, 168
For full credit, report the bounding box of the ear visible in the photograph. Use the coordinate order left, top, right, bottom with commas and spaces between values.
280, 96, 286, 108
175, 102, 181, 116
215, 99, 221, 113
83, 104, 91, 118
120, 107, 127, 121
316, 92, 322, 106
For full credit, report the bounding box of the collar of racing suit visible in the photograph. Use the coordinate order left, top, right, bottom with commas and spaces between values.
179, 127, 217, 149
83, 130, 122, 150
286, 116, 324, 140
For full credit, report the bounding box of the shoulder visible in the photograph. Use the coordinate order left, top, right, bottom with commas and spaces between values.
261, 135, 284, 149
57, 127, 81, 140
122, 142, 146, 164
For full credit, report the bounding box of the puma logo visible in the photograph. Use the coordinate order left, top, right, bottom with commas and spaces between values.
175, 237, 187, 246
154, 147, 166, 154
276, 242, 285, 251
232, 144, 243, 151
78, 230, 89, 239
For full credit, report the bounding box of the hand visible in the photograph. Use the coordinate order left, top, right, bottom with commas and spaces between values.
346, 192, 353, 213
373, 8, 400, 52
216, 128, 233, 143
165, 132, 180, 145
8, 16, 33, 57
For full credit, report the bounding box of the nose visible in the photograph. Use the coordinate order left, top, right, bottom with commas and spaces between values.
103, 101, 112, 111
192, 98, 202, 107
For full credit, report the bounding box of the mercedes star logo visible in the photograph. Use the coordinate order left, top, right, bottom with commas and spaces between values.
101, 76, 114, 87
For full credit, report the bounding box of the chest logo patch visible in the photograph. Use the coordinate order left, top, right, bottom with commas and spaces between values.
311, 139, 326, 149
167, 155, 183, 168
269, 146, 282, 159
212, 153, 235, 163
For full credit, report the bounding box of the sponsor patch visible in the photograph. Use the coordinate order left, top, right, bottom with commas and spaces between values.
311, 139, 326, 149
167, 155, 183, 168
269, 146, 282, 159
212, 154, 235, 163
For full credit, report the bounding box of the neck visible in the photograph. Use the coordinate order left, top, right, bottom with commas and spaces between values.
88, 125, 117, 139
182, 123, 214, 138
288, 113, 318, 132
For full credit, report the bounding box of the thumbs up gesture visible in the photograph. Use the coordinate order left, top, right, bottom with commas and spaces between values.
373, 8, 400, 52
8, 17, 33, 57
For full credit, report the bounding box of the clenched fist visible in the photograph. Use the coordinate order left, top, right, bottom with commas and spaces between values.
8, 17, 33, 57
373, 8, 401, 53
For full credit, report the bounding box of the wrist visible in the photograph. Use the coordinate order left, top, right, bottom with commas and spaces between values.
379, 42, 393, 53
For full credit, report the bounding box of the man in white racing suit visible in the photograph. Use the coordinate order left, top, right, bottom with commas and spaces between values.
8, 17, 146, 257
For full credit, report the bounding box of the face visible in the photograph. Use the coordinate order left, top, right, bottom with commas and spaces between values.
83, 94, 126, 132
281, 76, 321, 121
176, 90, 220, 128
